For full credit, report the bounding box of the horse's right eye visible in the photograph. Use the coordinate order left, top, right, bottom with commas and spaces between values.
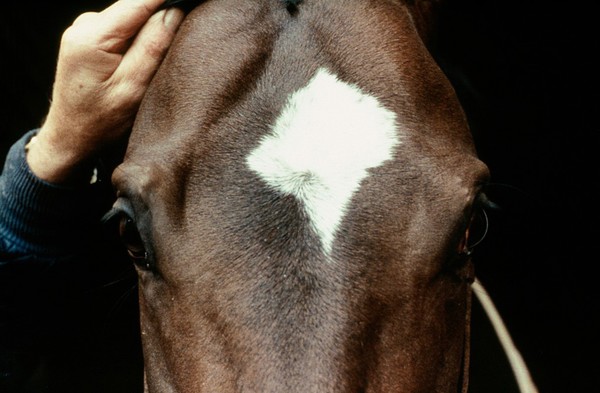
118, 215, 149, 268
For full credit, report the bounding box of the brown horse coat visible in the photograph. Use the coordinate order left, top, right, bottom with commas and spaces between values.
112, 1, 489, 392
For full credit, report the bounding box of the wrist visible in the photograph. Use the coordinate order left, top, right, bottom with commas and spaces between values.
25, 127, 95, 185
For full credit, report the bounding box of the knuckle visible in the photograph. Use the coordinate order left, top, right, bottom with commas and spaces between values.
143, 37, 168, 59
60, 26, 78, 45
72, 12, 97, 26
61, 12, 99, 50
111, 81, 143, 110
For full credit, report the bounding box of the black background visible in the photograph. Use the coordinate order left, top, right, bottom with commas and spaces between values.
1, 1, 597, 392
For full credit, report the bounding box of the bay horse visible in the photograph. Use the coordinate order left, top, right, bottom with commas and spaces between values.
108, 0, 536, 392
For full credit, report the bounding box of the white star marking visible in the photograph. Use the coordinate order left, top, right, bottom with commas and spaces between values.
246, 68, 400, 254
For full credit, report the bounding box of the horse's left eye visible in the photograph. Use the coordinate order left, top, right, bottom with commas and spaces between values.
460, 193, 493, 255
457, 223, 472, 256
118, 215, 149, 267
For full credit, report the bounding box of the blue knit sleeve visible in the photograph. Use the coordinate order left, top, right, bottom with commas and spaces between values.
0, 130, 111, 261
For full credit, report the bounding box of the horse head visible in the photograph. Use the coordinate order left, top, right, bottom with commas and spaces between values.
111, 1, 489, 391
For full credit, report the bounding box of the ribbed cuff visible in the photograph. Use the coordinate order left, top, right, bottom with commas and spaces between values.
0, 130, 107, 256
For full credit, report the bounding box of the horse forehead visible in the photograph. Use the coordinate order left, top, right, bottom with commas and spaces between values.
125, 0, 483, 206
135, 1, 470, 146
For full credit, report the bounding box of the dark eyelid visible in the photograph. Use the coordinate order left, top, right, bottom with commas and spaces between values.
101, 197, 135, 224
114, 197, 135, 216
101, 207, 121, 224
476, 192, 500, 211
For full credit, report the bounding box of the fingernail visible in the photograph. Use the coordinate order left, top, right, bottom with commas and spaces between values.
164, 8, 184, 30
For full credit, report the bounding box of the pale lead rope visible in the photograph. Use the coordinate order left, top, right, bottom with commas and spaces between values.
472, 278, 539, 393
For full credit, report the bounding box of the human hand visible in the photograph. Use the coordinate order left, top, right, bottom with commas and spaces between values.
27, 0, 184, 184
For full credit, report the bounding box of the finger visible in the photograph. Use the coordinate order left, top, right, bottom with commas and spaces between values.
115, 8, 184, 90
92, 0, 169, 52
